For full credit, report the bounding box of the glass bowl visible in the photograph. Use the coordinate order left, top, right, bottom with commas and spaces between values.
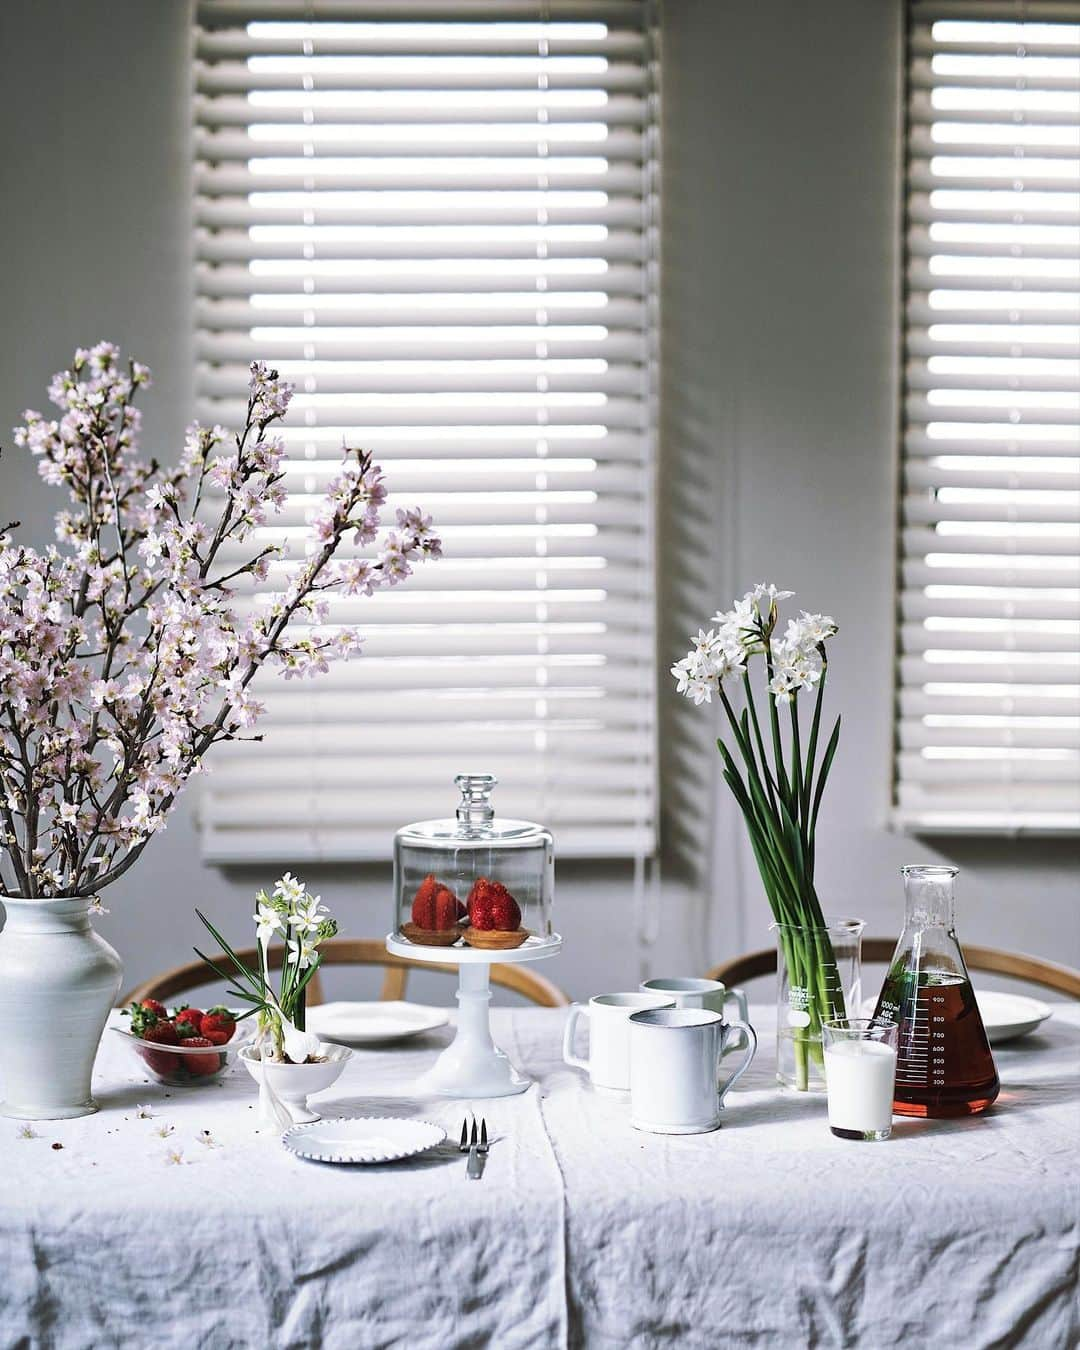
111, 1025, 250, 1087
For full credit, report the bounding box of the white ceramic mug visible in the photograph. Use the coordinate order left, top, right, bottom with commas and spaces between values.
628, 1007, 758, 1134
640, 977, 749, 1026
562, 993, 676, 1095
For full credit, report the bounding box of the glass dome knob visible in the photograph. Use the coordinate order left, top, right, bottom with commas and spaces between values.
455, 773, 497, 824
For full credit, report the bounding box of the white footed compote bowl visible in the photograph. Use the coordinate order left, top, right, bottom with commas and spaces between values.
240, 1043, 351, 1125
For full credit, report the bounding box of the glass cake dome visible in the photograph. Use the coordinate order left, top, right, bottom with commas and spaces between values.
394, 774, 554, 951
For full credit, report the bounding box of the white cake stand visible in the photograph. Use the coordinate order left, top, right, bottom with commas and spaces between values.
385, 932, 563, 1098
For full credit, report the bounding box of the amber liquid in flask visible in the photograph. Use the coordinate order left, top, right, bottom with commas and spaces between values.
873, 865, 999, 1118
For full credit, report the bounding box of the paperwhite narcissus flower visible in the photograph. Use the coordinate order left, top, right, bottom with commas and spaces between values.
273, 872, 306, 908
767, 640, 823, 705
287, 934, 317, 969
289, 893, 326, 935
749, 582, 794, 607
785, 611, 838, 649
671, 656, 716, 705
675, 586, 837, 707
254, 902, 286, 948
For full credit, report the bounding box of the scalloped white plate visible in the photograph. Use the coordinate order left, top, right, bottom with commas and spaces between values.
282, 1116, 446, 1165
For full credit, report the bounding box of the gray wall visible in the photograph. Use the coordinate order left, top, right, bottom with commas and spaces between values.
1, 0, 1075, 1004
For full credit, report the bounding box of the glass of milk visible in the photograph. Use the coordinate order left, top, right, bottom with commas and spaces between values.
822, 1018, 899, 1141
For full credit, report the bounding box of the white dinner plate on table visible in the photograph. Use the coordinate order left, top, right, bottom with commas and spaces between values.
862, 989, 1052, 1044
974, 991, 1052, 1044
283, 1117, 446, 1165
304, 1001, 450, 1045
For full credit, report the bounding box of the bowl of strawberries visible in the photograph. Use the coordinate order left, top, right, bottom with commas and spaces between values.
113, 999, 248, 1087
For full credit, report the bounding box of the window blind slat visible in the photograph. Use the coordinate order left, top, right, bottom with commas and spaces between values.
904, 431, 1080, 457
195, 93, 650, 127
901, 588, 1080, 621
195, 262, 647, 296
903, 559, 1080, 589
912, 2, 1080, 20
895, 2, 1080, 835
196, 130, 648, 161
197, 62, 650, 94
199, 824, 654, 864
196, 199, 647, 227
197, 334, 646, 362
196, 32, 648, 59
901, 622, 1080, 653
195, 165, 645, 194
196, 1, 648, 23
198, 362, 646, 395
194, 0, 659, 861
904, 494, 1080, 525
197, 227, 647, 262
900, 719, 1080, 749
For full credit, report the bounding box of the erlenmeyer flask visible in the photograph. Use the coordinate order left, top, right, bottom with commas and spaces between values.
873, 865, 999, 1117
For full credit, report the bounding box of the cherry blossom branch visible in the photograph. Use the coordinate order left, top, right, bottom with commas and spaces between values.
1, 348, 439, 897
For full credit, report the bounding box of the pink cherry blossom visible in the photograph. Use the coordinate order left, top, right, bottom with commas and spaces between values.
0, 351, 440, 898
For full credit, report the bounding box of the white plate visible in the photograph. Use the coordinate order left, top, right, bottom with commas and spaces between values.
283, 1116, 446, 1165
304, 1000, 450, 1045
862, 988, 1052, 1044
974, 990, 1052, 1044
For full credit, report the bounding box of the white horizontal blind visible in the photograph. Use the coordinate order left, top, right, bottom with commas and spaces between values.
896, 0, 1080, 833
193, 0, 659, 860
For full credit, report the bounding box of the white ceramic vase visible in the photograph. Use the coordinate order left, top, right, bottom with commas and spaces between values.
0, 896, 123, 1119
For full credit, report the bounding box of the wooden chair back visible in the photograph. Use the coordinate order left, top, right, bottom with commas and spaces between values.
706, 940, 1080, 999
122, 937, 569, 1009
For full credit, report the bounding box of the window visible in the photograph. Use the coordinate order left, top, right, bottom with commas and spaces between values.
192, 1, 659, 860
895, 1, 1080, 833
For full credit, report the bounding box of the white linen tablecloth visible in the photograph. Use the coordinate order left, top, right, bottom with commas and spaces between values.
0, 1004, 1077, 1349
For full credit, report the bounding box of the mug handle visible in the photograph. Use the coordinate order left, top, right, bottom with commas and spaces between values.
561, 1003, 590, 1074
717, 1017, 757, 1105
724, 986, 749, 1025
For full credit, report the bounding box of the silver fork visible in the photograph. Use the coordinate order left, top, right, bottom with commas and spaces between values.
466, 1116, 489, 1180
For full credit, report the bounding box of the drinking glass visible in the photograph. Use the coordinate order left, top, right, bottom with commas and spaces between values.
822, 1018, 898, 1141
773, 917, 864, 1093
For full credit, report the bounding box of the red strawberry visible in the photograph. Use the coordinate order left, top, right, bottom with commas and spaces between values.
467, 878, 521, 932
138, 1019, 180, 1077
174, 1006, 203, 1034
180, 1036, 221, 1077
142, 1020, 179, 1046
434, 886, 460, 930
411, 876, 460, 931
127, 1002, 171, 1039
139, 998, 168, 1020
410, 875, 440, 927
200, 1007, 236, 1046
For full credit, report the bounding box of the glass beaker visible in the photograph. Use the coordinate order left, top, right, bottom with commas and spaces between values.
873, 865, 999, 1118
773, 917, 864, 1093
822, 1018, 899, 1141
